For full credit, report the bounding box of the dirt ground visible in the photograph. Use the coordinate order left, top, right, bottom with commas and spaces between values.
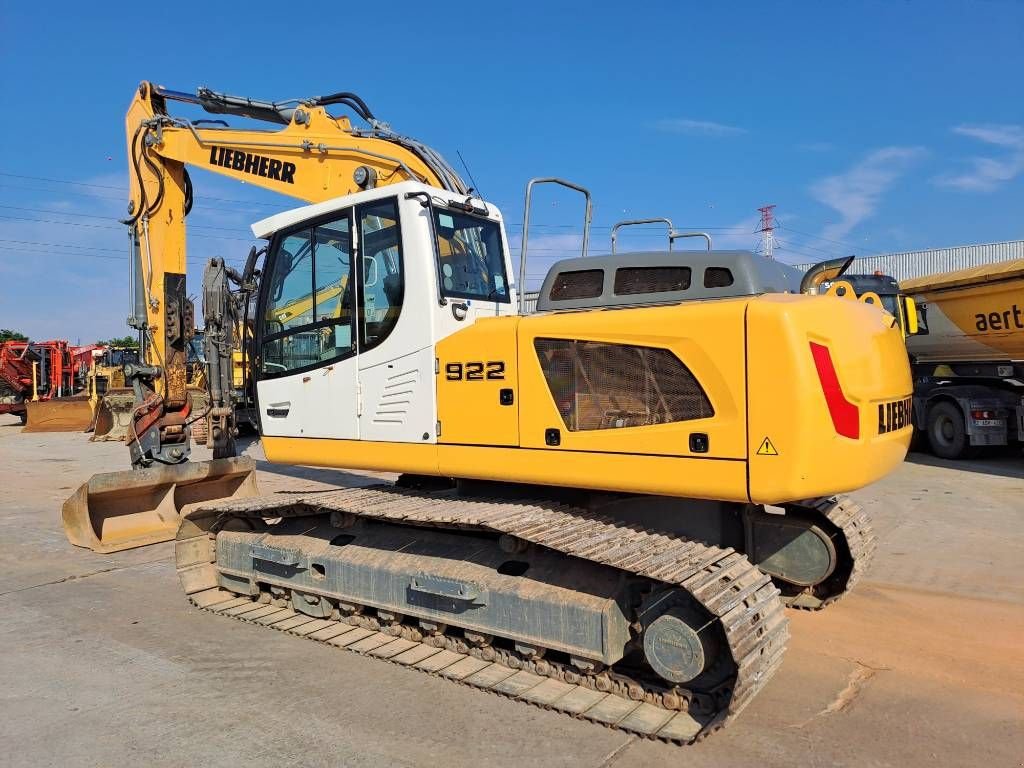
0, 414, 1021, 768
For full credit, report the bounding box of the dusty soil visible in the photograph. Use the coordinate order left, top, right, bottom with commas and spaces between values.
0, 415, 1021, 767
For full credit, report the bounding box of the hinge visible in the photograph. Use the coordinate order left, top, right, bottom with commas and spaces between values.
434, 357, 439, 375
436, 419, 442, 437
357, 382, 363, 417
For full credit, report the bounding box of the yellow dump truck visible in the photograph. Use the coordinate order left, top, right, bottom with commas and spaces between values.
902, 258, 1024, 458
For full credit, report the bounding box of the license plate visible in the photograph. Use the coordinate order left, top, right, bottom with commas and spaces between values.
974, 419, 1004, 427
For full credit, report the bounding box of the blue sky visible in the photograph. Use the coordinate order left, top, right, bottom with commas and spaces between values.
1, 0, 1022, 341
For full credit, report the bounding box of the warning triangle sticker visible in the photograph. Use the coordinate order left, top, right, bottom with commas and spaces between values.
756, 437, 778, 456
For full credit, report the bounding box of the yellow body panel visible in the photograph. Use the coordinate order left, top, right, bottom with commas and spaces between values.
747, 294, 912, 503
263, 437, 749, 502
516, 302, 747, 459
264, 293, 911, 506
264, 436, 441, 476
436, 318, 520, 446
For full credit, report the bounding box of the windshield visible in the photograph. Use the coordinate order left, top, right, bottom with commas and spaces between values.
878, 293, 899, 317
433, 208, 510, 302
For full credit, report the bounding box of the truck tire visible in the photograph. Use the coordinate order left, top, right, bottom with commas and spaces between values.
926, 401, 977, 459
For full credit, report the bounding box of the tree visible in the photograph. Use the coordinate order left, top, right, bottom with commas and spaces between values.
0, 329, 28, 342
96, 335, 139, 349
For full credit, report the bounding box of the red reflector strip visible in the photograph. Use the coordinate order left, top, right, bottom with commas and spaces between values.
809, 342, 859, 439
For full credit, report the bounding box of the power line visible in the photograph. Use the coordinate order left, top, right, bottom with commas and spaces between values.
0, 171, 124, 190
776, 222, 869, 253
1, 170, 760, 235
0, 214, 256, 243
0, 170, 285, 208
0, 204, 255, 234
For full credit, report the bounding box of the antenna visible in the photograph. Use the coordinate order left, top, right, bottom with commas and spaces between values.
456, 150, 484, 200
757, 204, 776, 260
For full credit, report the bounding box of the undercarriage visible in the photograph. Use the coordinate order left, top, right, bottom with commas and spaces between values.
176, 482, 873, 743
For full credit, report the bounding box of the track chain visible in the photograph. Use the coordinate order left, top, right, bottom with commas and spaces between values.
177, 486, 790, 744
784, 495, 877, 611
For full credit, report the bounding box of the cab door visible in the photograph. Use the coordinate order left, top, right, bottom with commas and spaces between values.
256, 207, 360, 440
355, 196, 437, 444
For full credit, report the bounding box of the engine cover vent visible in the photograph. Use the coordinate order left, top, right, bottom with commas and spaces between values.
614, 266, 691, 295
534, 339, 714, 431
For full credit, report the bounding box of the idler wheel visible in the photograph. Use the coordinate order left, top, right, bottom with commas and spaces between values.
640, 593, 731, 690
644, 609, 706, 684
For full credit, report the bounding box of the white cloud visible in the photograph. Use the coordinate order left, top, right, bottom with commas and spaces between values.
935, 123, 1024, 192
652, 118, 746, 137
810, 147, 926, 242
952, 124, 1024, 148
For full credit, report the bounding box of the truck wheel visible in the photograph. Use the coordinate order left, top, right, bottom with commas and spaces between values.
926, 402, 977, 459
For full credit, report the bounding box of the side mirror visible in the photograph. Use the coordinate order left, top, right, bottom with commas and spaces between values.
903, 296, 919, 336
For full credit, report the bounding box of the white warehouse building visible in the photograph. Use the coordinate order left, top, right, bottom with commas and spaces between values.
793, 239, 1024, 283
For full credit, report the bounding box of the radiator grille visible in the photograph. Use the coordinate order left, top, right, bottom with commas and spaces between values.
614, 266, 691, 295
534, 339, 714, 431
549, 269, 604, 301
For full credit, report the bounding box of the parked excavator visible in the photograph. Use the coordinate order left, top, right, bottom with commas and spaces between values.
61, 82, 913, 743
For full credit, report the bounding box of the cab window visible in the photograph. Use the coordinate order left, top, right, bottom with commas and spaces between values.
359, 198, 404, 352
433, 208, 510, 302
261, 209, 354, 376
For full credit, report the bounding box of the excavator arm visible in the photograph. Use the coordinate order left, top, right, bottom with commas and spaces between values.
63, 80, 468, 552
121, 81, 465, 468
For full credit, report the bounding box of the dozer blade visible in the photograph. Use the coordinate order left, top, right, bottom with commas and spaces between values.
62, 456, 258, 553
90, 389, 135, 442
23, 396, 94, 433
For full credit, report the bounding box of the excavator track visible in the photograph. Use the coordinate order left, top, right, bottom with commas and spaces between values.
177, 486, 789, 744
781, 495, 877, 611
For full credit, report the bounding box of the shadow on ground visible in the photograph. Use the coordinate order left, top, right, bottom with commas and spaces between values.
906, 449, 1024, 479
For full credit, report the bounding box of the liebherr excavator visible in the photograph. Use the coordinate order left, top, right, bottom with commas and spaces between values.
62, 82, 913, 743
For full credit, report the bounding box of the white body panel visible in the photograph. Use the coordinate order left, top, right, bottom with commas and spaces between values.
257, 361, 360, 439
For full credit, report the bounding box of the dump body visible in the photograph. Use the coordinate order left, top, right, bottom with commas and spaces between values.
903, 257, 1024, 363
901, 258, 1024, 457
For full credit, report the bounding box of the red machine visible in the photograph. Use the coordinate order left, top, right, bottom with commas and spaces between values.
0, 340, 99, 425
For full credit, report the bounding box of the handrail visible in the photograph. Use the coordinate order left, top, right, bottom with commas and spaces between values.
518, 178, 593, 314
610, 219, 713, 253
670, 231, 713, 251
611, 218, 674, 254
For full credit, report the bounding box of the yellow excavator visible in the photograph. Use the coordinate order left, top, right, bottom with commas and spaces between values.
62, 82, 913, 743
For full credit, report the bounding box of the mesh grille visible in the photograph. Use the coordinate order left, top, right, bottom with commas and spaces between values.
704, 267, 734, 288
534, 339, 714, 431
549, 270, 604, 301
614, 266, 691, 295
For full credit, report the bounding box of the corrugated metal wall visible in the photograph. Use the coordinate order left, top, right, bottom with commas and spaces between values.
793, 240, 1024, 283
